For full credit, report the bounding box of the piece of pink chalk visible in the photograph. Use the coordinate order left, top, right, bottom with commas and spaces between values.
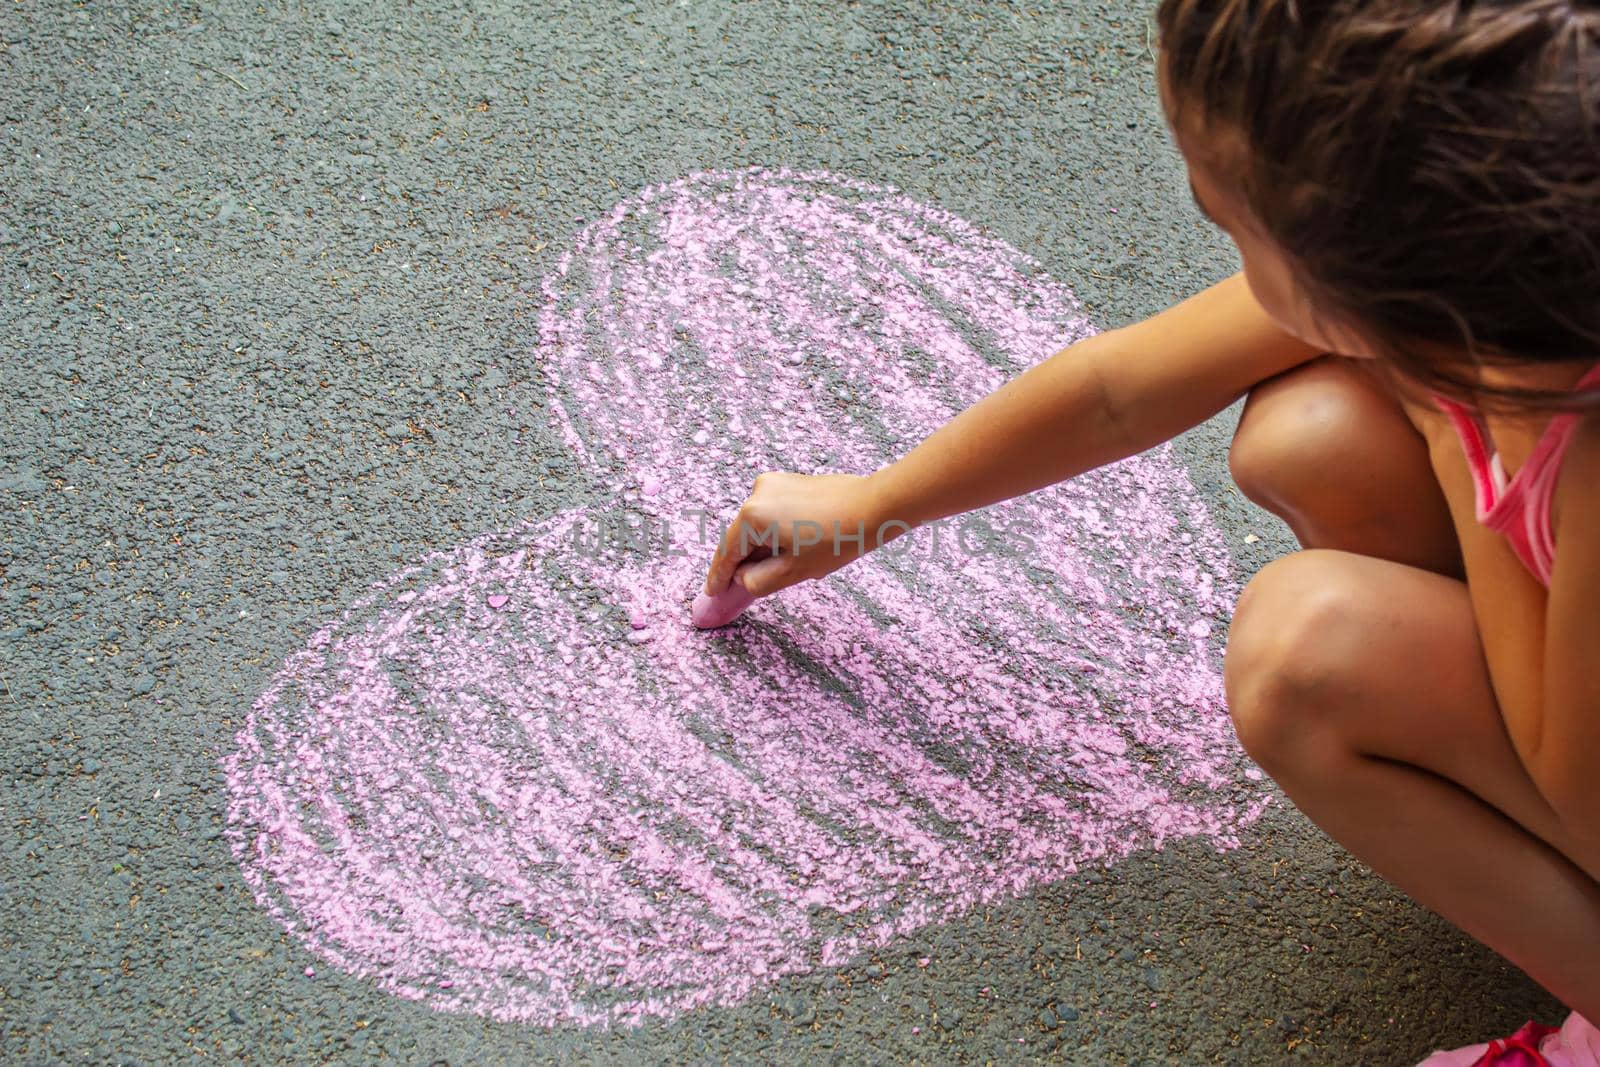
690, 578, 756, 629
487, 594, 509, 610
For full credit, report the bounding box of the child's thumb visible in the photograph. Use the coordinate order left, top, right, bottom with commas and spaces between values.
736, 553, 790, 598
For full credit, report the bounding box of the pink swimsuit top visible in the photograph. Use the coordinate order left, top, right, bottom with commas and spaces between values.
1432, 363, 1600, 588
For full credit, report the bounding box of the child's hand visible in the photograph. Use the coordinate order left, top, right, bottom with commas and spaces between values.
700, 471, 911, 599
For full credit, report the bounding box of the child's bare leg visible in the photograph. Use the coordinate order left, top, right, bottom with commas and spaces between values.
1223, 356, 1600, 1014
1225, 549, 1600, 1016
1229, 355, 1465, 578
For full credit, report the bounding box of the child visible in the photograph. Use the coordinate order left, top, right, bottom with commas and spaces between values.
701, 1, 1600, 1061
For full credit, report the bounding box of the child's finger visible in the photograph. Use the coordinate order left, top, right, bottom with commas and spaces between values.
736, 553, 791, 598
702, 507, 771, 596
690, 561, 761, 629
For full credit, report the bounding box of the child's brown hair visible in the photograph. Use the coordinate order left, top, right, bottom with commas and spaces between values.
1157, 0, 1600, 413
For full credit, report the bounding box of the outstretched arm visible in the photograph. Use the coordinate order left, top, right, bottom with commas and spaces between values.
703, 272, 1321, 599
868, 272, 1321, 527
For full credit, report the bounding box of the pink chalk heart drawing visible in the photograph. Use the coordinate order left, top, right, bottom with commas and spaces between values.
223, 168, 1269, 1030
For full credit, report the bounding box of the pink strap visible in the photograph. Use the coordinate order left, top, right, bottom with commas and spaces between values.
1433, 363, 1600, 587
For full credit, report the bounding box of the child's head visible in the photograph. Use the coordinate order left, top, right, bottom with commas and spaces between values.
1156, 0, 1600, 412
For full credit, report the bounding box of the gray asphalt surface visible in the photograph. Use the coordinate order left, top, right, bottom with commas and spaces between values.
0, 1, 1562, 1063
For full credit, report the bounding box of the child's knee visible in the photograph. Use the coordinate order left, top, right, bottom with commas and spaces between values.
1227, 356, 1402, 518
1228, 358, 1348, 509
1224, 552, 1368, 768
